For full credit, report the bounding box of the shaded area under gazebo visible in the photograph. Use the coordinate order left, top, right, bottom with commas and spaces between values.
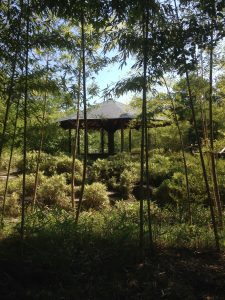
59, 99, 170, 157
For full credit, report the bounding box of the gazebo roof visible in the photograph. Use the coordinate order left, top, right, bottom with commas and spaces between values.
58, 99, 171, 131
59, 100, 137, 121
59, 100, 138, 131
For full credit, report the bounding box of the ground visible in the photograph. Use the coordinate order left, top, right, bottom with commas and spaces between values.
0, 239, 224, 300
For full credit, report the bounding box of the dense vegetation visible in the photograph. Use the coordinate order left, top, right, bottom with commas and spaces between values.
0, 0, 225, 298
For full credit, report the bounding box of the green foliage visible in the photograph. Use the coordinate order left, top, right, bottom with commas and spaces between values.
20, 201, 223, 250
0, 172, 70, 212
0, 173, 45, 198
16, 151, 53, 174
89, 153, 140, 197
16, 152, 82, 183
55, 154, 73, 173
89, 158, 110, 183
37, 174, 70, 208
152, 152, 225, 207
83, 182, 109, 210
3, 192, 20, 217
119, 167, 139, 199
0, 151, 22, 171
217, 159, 225, 203
55, 154, 83, 184
149, 152, 177, 186
90, 153, 134, 181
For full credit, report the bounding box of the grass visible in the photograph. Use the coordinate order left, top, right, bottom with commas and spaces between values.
0, 203, 225, 299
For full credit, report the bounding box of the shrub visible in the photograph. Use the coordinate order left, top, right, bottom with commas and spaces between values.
16, 151, 39, 173
57, 156, 83, 184
83, 182, 109, 210
39, 154, 58, 176
37, 174, 70, 208
89, 154, 140, 198
3, 192, 20, 217
119, 167, 139, 199
55, 155, 72, 174
89, 159, 109, 183
16, 152, 83, 182
0, 151, 22, 171
90, 153, 136, 182
149, 153, 179, 186
0, 173, 71, 212
217, 158, 225, 204
0, 173, 45, 198
17, 152, 58, 176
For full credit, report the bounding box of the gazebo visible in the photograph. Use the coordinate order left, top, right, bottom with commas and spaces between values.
59, 99, 169, 156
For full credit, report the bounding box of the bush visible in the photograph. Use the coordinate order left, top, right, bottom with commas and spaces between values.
3, 192, 20, 217
217, 158, 225, 204
0, 173, 45, 199
89, 154, 140, 198
90, 153, 136, 182
119, 167, 139, 199
18, 152, 58, 176
56, 155, 83, 184
16, 152, 83, 183
16, 151, 40, 173
37, 174, 70, 208
0, 173, 71, 212
89, 159, 110, 183
83, 182, 109, 210
149, 153, 180, 186
0, 151, 22, 171
55, 155, 72, 174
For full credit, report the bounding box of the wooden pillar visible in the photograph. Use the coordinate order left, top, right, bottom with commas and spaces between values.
147, 128, 150, 151
121, 127, 124, 152
101, 128, 104, 154
108, 130, 115, 155
129, 129, 132, 152
68, 128, 72, 154
77, 127, 80, 155
87, 130, 89, 154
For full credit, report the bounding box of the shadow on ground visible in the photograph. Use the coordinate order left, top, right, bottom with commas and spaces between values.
0, 233, 225, 300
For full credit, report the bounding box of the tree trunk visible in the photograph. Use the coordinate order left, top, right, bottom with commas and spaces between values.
0, 4, 22, 161
208, 31, 223, 228
144, 8, 153, 252
129, 129, 132, 152
121, 127, 124, 152
100, 128, 104, 154
1, 97, 20, 226
139, 3, 154, 256
163, 77, 192, 224
71, 67, 81, 214
31, 57, 49, 210
174, 0, 220, 252
21, 0, 29, 242
75, 13, 87, 224
185, 70, 219, 250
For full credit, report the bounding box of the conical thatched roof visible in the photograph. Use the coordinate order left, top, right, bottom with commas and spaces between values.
59, 100, 137, 130
59, 100, 137, 121
58, 99, 170, 131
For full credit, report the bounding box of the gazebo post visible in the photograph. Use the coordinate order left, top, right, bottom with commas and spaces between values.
101, 128, 104, 154
77, 127, 80, 155
108, 130, 115, 155
87, 131, 89, 154
129, 129, 132, 152
121, 127, 124, 152
68, 128, 72, 154
147, 128, 150, 151
59, 100, 148, 157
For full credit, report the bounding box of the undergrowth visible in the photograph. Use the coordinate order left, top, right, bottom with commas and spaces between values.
4, 201, 224, 251
0, 203, 224, 299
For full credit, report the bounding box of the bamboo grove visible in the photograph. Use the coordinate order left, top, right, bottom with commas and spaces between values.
0, 0, 225, 255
